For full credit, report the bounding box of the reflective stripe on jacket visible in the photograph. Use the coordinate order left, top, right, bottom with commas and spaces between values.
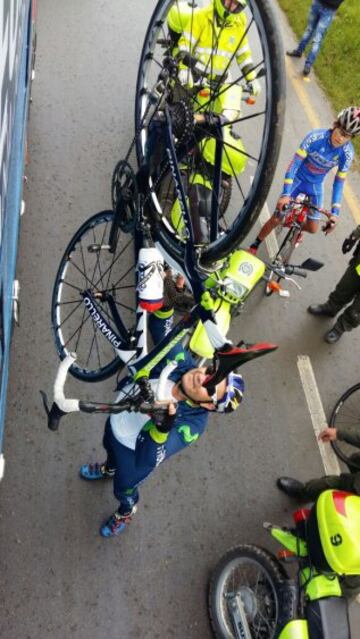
177, 3, 255, 81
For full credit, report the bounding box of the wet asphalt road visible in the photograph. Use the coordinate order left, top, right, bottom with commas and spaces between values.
0, 1, 359, 637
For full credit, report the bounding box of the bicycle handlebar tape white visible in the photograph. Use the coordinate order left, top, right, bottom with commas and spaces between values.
137, 247, 164, 312
53, 353, 80, 413
156, 361, 178, 402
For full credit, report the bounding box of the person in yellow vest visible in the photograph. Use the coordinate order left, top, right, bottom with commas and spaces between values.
166, 1, 259, 242
169, 0, 260, 120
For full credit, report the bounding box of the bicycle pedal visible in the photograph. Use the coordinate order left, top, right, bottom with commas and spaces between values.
87, 244, 111, 253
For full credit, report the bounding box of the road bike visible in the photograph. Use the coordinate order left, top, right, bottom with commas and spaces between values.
51, 199, 319, 385
208, 489, 359, 638
51, 0, 286, 384
134, 0, 285, 261
330, 383, 360, 472
264, 197, 331, 296
45, 247, 316, 431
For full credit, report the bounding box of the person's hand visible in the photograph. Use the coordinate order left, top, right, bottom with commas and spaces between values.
247, 78, 261, 97
167, 402, 177, 416
342, 233, 358, 254
276, 196, 291, 213
152, 402, 177, 433
323, 216, 338, 235
175, 274, 185, 290
178, 67, 193, 88
318, 427, 337, 443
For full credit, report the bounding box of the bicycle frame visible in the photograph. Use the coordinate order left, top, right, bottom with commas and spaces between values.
82, 100, 239, 381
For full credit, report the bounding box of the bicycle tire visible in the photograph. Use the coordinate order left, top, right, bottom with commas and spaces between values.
51, 210, 137, 382
208, 544, 292, 639
135, 0, 285, 264
330, 383, 360, 471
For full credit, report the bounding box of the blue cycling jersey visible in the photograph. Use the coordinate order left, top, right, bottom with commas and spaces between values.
282, 129, 354, 216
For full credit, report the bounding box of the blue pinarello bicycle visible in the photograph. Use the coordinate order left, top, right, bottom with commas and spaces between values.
51, 0, 287, 385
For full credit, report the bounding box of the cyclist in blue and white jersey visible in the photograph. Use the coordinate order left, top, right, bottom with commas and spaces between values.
249, 107, 360, 255
78, 303, 245, 539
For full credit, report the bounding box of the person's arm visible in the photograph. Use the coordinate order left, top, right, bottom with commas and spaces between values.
234, 15, 260, 96
331, 145, 354, 217
319, 425, 360, 448
135, 407, 200, 468
177, 17, 202, 85
337, 425, 360, 449
281, 136, 311, 197
342, 225, 360, 253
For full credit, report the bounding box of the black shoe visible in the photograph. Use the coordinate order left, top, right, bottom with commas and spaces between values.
286, 49, 302, 58
277, 477, 306, 500
303, 63, 311, 77
307, 303, 335, 318
324, 326, 343, 344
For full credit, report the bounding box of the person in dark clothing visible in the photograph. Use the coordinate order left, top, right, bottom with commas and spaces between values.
287, 0, 345, 77
277, 424, 360, 501
307, 224, 360, 343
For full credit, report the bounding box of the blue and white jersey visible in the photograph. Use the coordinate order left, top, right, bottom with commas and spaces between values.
282, 129, 354, 216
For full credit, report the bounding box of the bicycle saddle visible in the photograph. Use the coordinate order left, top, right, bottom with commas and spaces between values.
202, 341, 278, 389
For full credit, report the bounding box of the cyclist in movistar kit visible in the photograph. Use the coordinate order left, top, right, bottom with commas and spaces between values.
249, 107, 360, 255
79, 309, 245, 538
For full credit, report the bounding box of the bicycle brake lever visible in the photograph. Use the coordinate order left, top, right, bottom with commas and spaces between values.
284, 276, 302, 291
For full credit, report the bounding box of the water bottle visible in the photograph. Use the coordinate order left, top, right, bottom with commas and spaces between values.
137, 247, 164, 312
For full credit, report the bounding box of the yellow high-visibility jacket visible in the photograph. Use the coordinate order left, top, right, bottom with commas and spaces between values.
176, 3, 256, 82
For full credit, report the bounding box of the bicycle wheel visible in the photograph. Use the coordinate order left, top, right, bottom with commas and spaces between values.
208, 544, 292, 639
51, 210, 137, 382
135, 0, 285, 264
330, 384, 360, 472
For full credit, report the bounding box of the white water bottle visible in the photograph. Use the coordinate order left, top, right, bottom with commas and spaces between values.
137, 247, 164, 312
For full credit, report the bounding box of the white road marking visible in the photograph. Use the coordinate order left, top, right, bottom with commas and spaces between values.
250, 175, 279, 259
297, 354, 340, 476
259, 201, 279, 260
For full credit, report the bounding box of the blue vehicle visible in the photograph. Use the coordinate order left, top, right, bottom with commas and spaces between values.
0, 0, 36, 477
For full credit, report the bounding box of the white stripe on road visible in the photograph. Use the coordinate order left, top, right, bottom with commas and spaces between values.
250, 175, 279, 259
297, 354, 340, 476
259, 201, 279, 260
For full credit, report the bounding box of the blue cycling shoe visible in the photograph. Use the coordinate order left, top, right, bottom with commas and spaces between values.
100, 507, 137, 538
79, 462, 115, 480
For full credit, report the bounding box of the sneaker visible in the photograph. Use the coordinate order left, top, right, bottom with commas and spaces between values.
79, 462, 115, 481
303, 63, 311, 77
286, 49, 302, 58
100, 507, 137, 538
247, 246, 258, 256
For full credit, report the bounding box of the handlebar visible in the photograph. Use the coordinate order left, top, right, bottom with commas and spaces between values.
283, 265, 307, 278
41, 354, 179, 432
282, 198, 331, 218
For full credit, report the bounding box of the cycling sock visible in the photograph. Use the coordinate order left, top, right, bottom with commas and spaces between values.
250, 237, 262, 249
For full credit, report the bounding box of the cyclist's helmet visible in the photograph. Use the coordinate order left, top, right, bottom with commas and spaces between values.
215, 371, 245, 413
336, 106, 360, 137
214, 0, 247, 23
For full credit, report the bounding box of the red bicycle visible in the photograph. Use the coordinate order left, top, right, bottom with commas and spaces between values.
265, 196, 331, 296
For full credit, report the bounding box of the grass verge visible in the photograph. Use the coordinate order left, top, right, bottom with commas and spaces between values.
277, 0, 360, 156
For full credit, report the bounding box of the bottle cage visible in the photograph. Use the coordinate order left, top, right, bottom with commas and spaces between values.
202, 342, 278, 391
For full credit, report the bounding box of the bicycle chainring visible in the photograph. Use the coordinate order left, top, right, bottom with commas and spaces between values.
112, 160, 138, 233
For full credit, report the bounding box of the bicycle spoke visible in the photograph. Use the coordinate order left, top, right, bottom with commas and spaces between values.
58, 299, 84, 328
